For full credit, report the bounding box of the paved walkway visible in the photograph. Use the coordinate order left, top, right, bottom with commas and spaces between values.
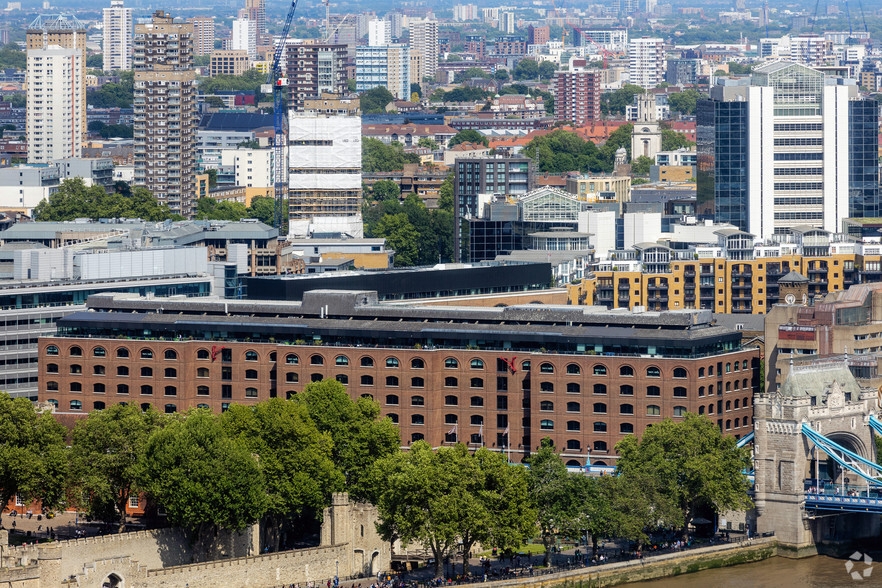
1, 510, 127, 544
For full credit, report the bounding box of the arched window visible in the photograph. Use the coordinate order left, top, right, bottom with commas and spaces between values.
244, 351, 258, 362
70, 400, 83, 411
540, 400, 554, 411
593, 383, 607, 395
411, 395, 425, 406
540, 419, 554, 430
470, 377, 483, 388
411, 433, 424, 442
566, 401, 580, 412
593, 402, 607, 414
725, 419, 732, 430
93, 365, 105, 375
566, 439, 580, 450
140, 367, 152, 377
647, 385, 660, 397
674, 386, 687, 397
470, 415, 484, 426
647, 405, 661, 416
743, 378, 749, 389
70, 364, 82, 374
197, 349, 210, 360
593, 421, 607, 432
164, 350, 177, 360
539, 362, 554, 374
197, 404, 209, 409
521, 360, 531, 371
620, 384, 634, 396
674, 406, 687, 417
734, 380, 740, 390
593, 441, 607, 452
726, 363, 731, 373
444, 358, 458, 369
269, 352, 276, 363
386, 376, 399, 387
310, 355, 324, 365
734, 399, 740, 409
46, 381, 59, 391
386, 357, 400, 368
140, 403, 151, 411
593, 365, 607, 375
117, 384, 129, 395
733, 361, 740, 372
46, 345, 59, 356
388, 413, 399, 424
567, 382, 580, 394
70, 382, 82, 392
620, 422, 634, 434
140, 385, 153, 395
698, 367, 705, 378
361, 375, 374, 386
646, 366, 661, 378
245, 387, 258, 398
93, 401, 105, 410
165, 404, 177, 414
386, 394, 399, 405
164, 368, 177, 378
411, 414, 425, 425
470, 396, 484, 407
93, 347, 106, 357
46, 399, 58, 408
361, 357, 374, 367
70, 346, 82, 357
540, 381, 554, 392
140, 349, 153, 359
197, 386, 209, 396
197, 367, 209, 378
113, 366, 127, 377
742, 360, 749, 370
725, 381, 732, 391
311, 373, 322, 382
411, 376, 425, 388
708, 404, 714, 415
335, 355, 350, 366
335, 374, 349, 384
725, 400, 732, 411
93, 383, 105, 394
285, 354, 299, 365
619, 365, 634, 377
286, 372, 298, 383
698, 386, 705, 397
245, 369, 258, 380
470, 359, 484, 369
735, 417, 740, 427
411, 358, 425, 369
445, 376, 458, 387
567, 421, 580, 432
566, 364, 581, 375
445, 414, 458, 424
164, 386, 177, 396
673, 367, 687, 379
698, 405, 705, 415
620, 403, 634, 415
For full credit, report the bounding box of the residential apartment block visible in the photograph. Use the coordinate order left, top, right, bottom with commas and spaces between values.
409, 20, 438, 83
210, 50, 250, 77
102, 0, 133, 71
284, 43, 348, 111
356, 44, 410, 100
628, 37, 665, 89
189, 16, 215, 57
552, 68, 601, 126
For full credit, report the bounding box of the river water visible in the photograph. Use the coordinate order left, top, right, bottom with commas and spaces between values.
631, 555, 878, 588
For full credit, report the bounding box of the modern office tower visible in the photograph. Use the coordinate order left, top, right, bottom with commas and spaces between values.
552, 68, 601, 126
285, 43, 348, 110
133, 11, 197, 218
189, 16, 215, 57
453, 157, 534, 261
368, 18, 391, 46
26, 46, 84, 163
26, 14, 86, 163
102, 0, 133, 71
232, 18, 257, 60
287, 113, 362, 237
453, 4, 478, 21
631, 93, 661, 161
697, 61, 879, 240
527, 25, 550, 46
244, 0, 266, 43
628, 37, 664, 88
355, 44, 410, 99
409, 20, 438, 83
498, 12, 516, 34
666, 58, 702, 85
579, 29, 628, 52
210, 50, 250, 77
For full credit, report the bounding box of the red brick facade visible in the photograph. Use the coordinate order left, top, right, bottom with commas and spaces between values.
39, 338, 758, 465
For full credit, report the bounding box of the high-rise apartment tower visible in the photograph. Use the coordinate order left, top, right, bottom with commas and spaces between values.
102, 0, 133, 71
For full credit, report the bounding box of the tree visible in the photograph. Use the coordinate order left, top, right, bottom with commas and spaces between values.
538, 61, 557, 81
603, 123, 634, 161
432, 86, 491, 103
0, 44, 25, 70
410, 83, 422, 99
662, 128, 695, 151
453, 67, 490, 83
206, 168, 218, 189
727, 62, 753, 75
667, 88, 702, 116
631, 155, 653, 176
448, 129, 489, 148
362, 138, 420, 173
525, 439, 579, 566
87, 70, 134, 108
615, 413, 753, 541
194, 197, 248, 221
494, 68, 510, 82
205, 96, 226, 108
600, 84, 645, 116
0, 393, 68, 516
140, 409, 268, 539
222, 399, 341, 551
33, 178, 178, 222
3, 94, 24, 108
86, 54, 103, 69
246, 195, 278, 225
298, 379, 399, 503
237, 139, 261, 149
373, 213, 420, 266
371, 179, 401, 202
70, 404, 165, 533
360, 86, 395, 114
417, 137, 439, 150
197, 69, 264, 95
522, 129, 609, 174
513, 58, 539, 81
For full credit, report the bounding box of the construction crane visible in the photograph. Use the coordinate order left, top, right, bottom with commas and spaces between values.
262, 0, 299, 230
573, 26, 611, 69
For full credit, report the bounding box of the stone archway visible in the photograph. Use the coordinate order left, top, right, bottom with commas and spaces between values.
370, 551, 380, 576
102, 573, 123, 588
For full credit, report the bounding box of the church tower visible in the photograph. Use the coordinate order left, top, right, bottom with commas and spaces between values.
630, 93, 662, 161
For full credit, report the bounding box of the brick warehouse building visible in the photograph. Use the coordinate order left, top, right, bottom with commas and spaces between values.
38, 291, 759, 466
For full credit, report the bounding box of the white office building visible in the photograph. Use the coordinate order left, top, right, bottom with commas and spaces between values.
628, 37, 664, 89
580, 30, 627, 53
232, 18, 257, 60
102, 0, 133, 71
368, 18, 392, 47
26, 46, 84, 163
220, 148, 273, 188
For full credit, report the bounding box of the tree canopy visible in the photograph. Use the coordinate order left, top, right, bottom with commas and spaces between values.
449, 129, 489, 148
362, 138, 420, 173
360, 86, 395, 114
522, 129, 614, 174
87, 70, 134, 108
662, 128, 695, 151
600, 84, 645, 116
631, 155, 653, 176
197, 69, 264, 95
430, 86, 491, 103
364, 191, 454, 266
0, 44, 25, 70
33, 179, 180, 222
667, 88, 703, 116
